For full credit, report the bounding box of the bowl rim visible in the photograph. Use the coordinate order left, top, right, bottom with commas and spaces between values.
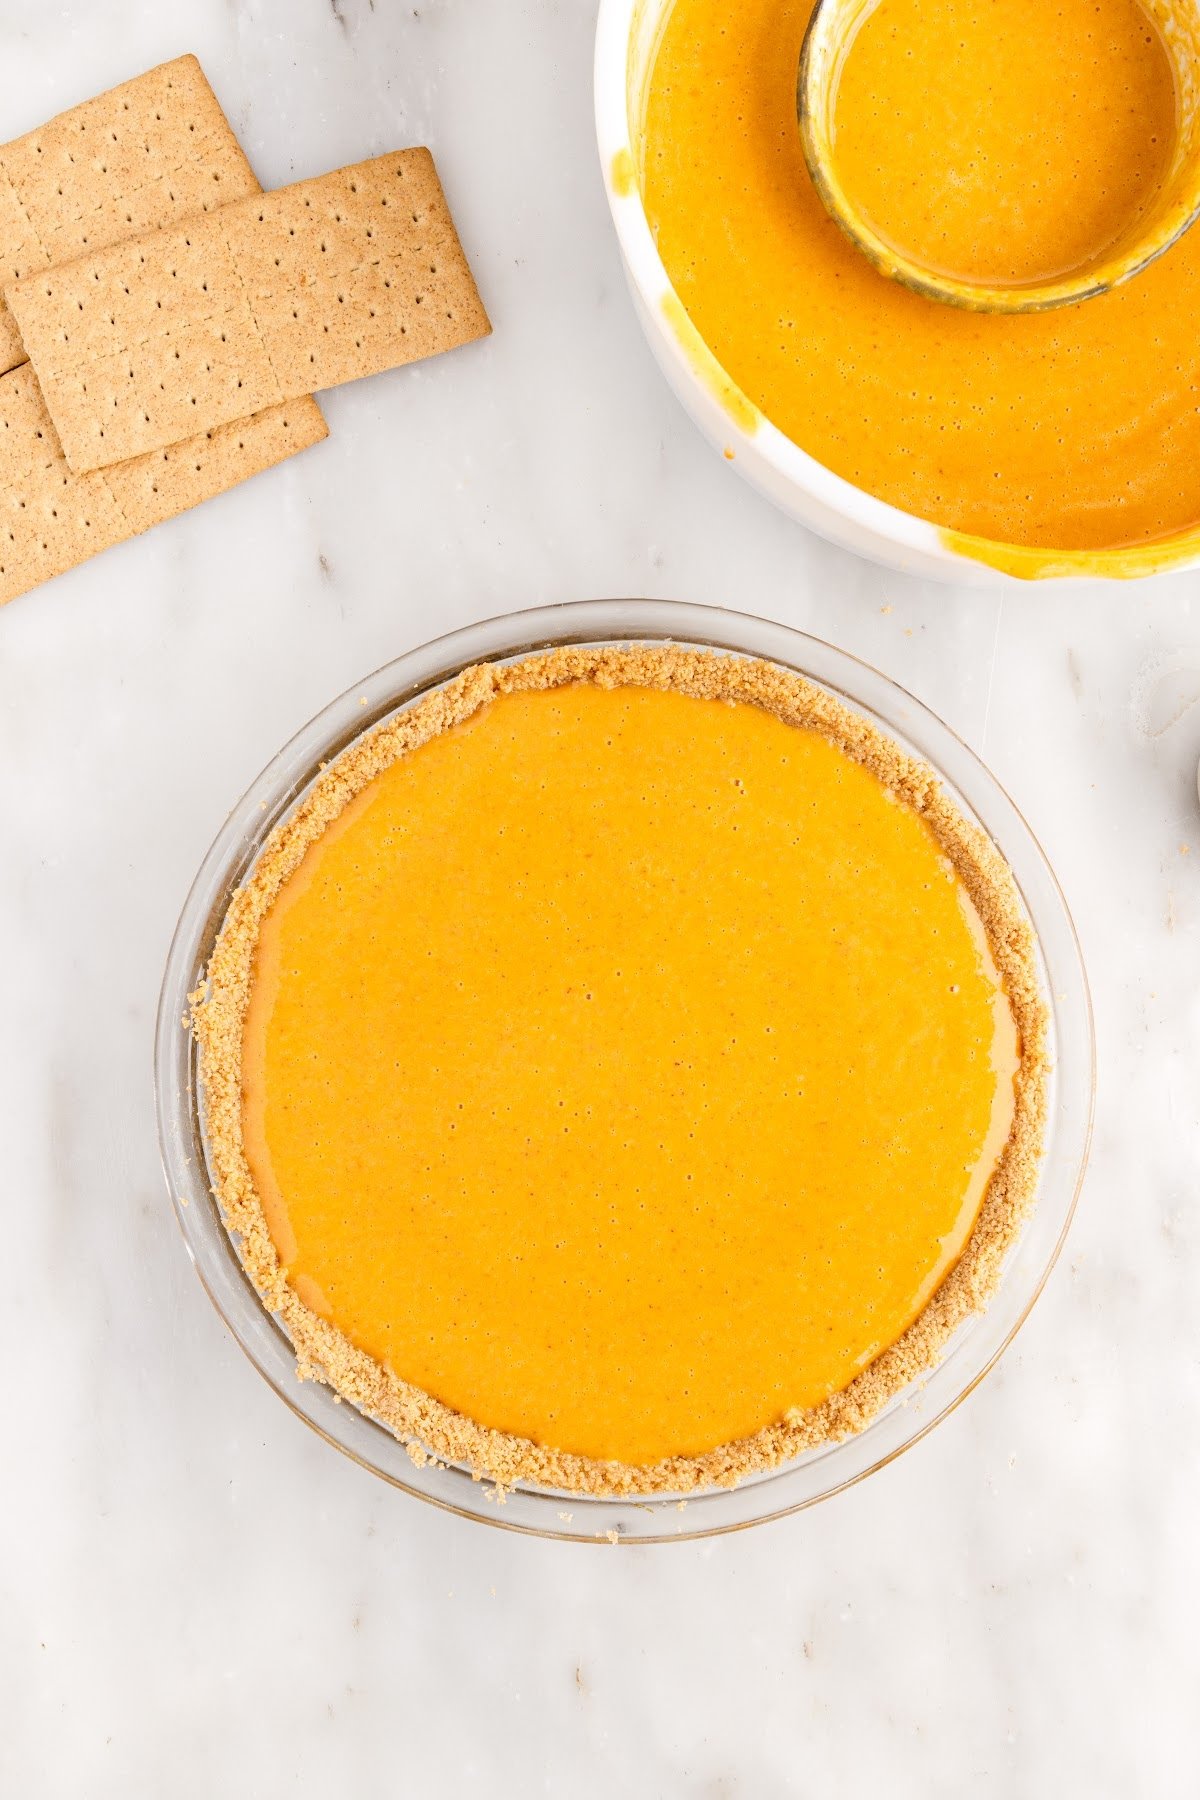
155, 598, 1095, 1543
593, 0, 1200, 584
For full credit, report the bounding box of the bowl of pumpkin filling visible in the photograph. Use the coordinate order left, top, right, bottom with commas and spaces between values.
597, 0, 1200, 581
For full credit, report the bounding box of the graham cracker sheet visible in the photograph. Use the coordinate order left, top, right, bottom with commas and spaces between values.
0, 362, 326, 607
0, 55, 261, 379
5, 148, 491, 473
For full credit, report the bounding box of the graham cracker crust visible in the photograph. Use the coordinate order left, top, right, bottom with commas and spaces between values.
191, 643, 1049, 1499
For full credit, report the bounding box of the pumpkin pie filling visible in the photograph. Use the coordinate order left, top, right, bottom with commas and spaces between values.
640, 0, 1200, 552
195, 647, 1047, 1494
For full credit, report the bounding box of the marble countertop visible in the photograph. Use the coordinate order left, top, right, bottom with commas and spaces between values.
2, 1, 1199, 1794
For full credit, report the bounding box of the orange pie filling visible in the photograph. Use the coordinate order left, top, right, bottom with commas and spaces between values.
197, 650, 1046, 1492
641, 0, 1200, 554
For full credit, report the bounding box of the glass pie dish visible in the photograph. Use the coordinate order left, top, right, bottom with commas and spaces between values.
155, 599, 1094, 1542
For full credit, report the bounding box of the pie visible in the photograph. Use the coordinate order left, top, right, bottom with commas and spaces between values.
193, 644, 1047, 1496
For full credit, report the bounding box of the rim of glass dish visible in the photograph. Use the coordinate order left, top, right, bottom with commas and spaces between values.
155, 599, 1095, 1543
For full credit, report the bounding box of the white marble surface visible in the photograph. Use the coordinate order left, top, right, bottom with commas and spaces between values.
2, 1, 1199, 1793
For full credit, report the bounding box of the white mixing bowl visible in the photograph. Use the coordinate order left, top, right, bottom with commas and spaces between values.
594, 0, 1200, 584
